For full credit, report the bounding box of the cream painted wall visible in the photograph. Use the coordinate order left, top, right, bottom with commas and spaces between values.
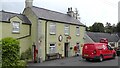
37, 20, 85, 61
0, 22, 2, 40
23, 8, 38, 45
46, 21, 85, 57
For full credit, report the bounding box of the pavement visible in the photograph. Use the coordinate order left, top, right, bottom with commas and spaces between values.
27, 56, 119, 66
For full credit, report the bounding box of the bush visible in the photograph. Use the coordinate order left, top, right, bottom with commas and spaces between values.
2, 37, 20, 67
20, 48, 32, 60
16, 60, 27, 68
0, 41, 2, 68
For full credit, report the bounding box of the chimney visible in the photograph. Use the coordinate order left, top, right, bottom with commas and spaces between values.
25, 0, 33, 8
67, 7, 75, 17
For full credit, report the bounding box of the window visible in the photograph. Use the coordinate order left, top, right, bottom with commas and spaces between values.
12, 21, 20, 33
49, 44, 56, 54
107, 45, 113, 50
64, 25, 69, 35
76, 27, 80, 35
49, 23, 56, 34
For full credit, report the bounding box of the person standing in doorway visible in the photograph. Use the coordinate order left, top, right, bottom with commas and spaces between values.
74, 45, 77, 56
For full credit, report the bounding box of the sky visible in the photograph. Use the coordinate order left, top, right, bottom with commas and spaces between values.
0, 0, 120, 26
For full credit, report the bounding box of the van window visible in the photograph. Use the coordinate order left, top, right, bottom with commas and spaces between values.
107, 45, 112, 50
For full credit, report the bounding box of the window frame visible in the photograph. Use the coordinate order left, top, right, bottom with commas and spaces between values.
76, 26, 80, 36
12, 21, 20, 33
64, 24, 70, 35
49, 23, 56, 35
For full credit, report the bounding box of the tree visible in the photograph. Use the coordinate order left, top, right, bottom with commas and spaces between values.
116, 22, 120, 32
104, 22, 116, 33
90, 22, 104, 32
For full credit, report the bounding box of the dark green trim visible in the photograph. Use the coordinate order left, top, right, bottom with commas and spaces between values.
22, 23, 31, 25
0, 21, 10, 23
16, 35, 30, 39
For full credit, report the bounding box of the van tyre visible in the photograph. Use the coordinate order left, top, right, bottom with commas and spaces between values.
99, 55, 103, 62
86, 58, 90, 61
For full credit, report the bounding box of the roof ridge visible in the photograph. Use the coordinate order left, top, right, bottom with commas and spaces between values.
0, 10, 19, 15
0, 10, 27, 17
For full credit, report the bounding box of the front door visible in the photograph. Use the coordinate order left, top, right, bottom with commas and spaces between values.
64, 43, 69, 57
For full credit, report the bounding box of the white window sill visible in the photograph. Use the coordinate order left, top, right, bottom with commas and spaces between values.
50, 33, 56, 35
12, 31, 20, 34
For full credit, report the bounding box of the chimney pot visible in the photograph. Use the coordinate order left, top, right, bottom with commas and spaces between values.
67, 7, 74, 17
25, 0, 33, 8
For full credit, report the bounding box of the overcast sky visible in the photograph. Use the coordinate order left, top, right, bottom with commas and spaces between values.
0, 0, 120, 26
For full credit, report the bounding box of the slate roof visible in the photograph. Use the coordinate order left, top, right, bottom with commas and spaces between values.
86, 32, 119, 42
0, 11, 31, 25
30, 6, 85, 26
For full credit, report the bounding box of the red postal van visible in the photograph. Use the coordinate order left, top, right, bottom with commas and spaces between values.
82, 43, 116, 62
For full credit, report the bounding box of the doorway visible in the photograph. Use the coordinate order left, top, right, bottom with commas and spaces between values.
64, 43, 69, 57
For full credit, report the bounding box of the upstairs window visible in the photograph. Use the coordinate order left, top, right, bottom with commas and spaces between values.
49, 23, 56, 35
64, 25, 69, 35
12, 21, 20, 33
76, 27, 80, 36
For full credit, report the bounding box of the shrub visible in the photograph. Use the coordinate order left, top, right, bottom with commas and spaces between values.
16, 60, 27, 68
20, 48, 32, 60
0, 41, 2, 68
2, 37, 20, 67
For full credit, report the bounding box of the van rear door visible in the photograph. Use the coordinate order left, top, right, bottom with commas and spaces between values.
83, 44, 95, 57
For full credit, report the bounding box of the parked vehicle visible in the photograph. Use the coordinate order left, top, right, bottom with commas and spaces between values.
82, 38, 116, 62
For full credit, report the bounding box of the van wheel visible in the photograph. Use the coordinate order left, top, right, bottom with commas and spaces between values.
86, 58, 90, 61
99, 55, 103, 62
112, 53, 116, 59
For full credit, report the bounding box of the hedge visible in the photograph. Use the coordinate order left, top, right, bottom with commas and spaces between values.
2, 37, 20, 67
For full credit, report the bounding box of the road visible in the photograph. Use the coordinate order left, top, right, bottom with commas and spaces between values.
27, 56, 119, 66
